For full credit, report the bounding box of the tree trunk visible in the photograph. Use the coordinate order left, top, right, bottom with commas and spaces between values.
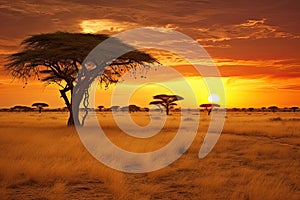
166, 106, 169, 115
60, 87, 80, 126
67, 111, 75, 125
72, 102, 81, 126
208, 108, 212, 116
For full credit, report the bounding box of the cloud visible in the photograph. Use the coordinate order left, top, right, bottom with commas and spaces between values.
160, 57, 300, 80
233, 18, 299, 39
195, 18, 299, 47
0, 1, 299, 43
215, 58, 300, 68
219, 65, 300, 79
239, 18, 266, 27
224, 76, 300, 97
278, 85, 300, 90
80, 19, 138, 34
0, 0, 299, 80
0, 0, 72, 15
215, 58, 300, 79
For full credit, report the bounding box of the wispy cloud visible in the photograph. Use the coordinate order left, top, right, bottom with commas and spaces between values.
0, 0, 71, 15
80, 19, 138, 34
277, 85, 300, 90
215, 58, 300, 68
215, 58, 300, 79
196, 18, 299, 47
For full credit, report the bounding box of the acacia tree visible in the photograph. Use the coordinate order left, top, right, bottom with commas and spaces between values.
6, 32, 157, 125
98, 105, 105, 111
32, 102, 49, 113
268, 106, 278, 113
110, 106, 120, 112
199, 103, 220, 115
129, 104, 140, 113
291, 106, 298, 112
149, 94, 183, 115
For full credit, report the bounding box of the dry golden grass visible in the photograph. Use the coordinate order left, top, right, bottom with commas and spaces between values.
0, 111, 299, 199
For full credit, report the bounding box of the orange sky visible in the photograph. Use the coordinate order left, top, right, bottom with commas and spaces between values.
0, 0, 299, 108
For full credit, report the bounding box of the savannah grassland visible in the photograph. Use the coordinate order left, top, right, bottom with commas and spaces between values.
0, 111, 299, 200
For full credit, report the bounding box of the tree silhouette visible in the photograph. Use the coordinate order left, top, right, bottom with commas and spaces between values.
142, 107, 150, 112
6, 32, 157, 125
291, 106, 299, 112
248, 107, 254, 112
149, 94, 183, 115
110, 106, 120, 112
10, 105, 34, 112
268, 106, 278, 113
232, 108, 239, 112
200, 103, 220, 115
32, 102, 49, 113
119, 105, 140, 113
129, 104, 140, 113
98, 105, 104, 112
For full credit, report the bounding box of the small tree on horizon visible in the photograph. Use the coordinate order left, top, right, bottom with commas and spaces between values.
110, 105, 120, 112
149, 94, 183, 115
32, 102, 49, 113
199, 103, 220, 115
98, 105, 105, 112
248, 107, 254, 112
290, 106, 299, 112
129, 104, 141, 113
10, 105, 34, 112
268, 106, 278, 113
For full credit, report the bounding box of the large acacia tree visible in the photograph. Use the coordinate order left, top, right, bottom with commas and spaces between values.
6, 32, 157, 125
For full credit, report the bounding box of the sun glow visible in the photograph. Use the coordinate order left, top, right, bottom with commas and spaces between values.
80, 19, 137, 34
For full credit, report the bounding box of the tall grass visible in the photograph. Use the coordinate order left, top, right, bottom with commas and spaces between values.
0, 112, 299, 199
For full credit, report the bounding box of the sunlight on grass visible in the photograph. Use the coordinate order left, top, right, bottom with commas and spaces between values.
0, 111, 299, 199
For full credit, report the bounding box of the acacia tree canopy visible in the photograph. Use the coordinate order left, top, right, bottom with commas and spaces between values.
6, 32, 158, 125
32, 102, 49, 113
150, 94, 183, 115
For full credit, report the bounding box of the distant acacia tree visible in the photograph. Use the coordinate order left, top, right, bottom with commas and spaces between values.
129, 104, 140, 113
268, 106, 278, 113
248, 107, 254, 112
142, 107, 150, 112
6, 32, 157, 125
291, 106, 299, 112
98, 105, 105, 112
199, 103, 220, 115
149, 94, 183, 115
10, 105, 34, 112
110, 105, 120, 112
119, 105, 140, 113
32, 102, 49, 113
241, 108, 247, 112
232, 108, 240, 112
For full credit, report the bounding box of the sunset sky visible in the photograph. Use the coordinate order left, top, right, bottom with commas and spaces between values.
0, 0, 299, 108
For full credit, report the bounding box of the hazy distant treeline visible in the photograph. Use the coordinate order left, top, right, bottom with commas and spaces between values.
1, 105, 299, 112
